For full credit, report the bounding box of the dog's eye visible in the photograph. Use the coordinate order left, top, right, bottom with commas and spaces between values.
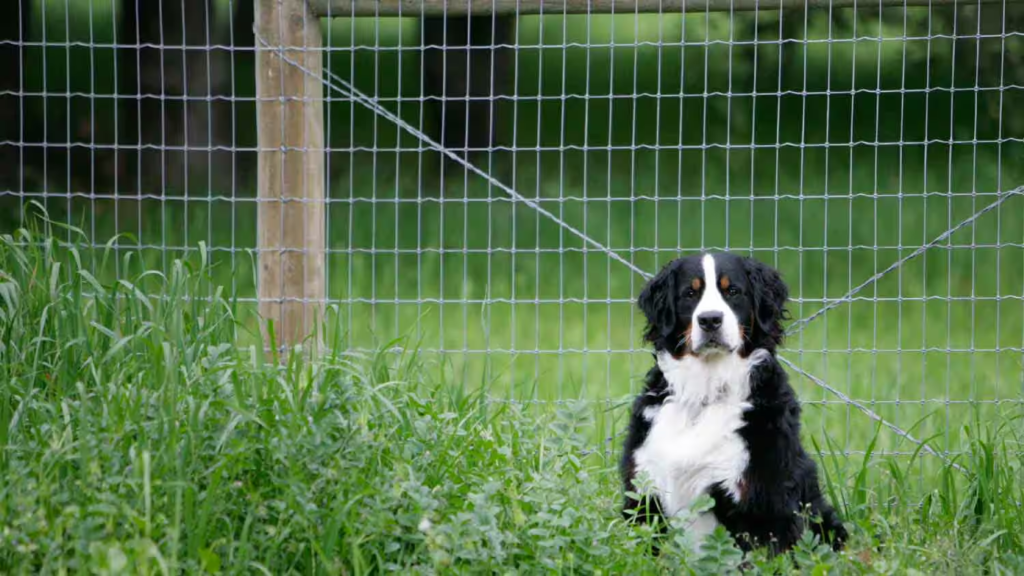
684, 287, 698, 299
726, 286, 741, 297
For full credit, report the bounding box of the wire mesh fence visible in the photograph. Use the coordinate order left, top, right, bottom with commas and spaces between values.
2, 0, 1024, 460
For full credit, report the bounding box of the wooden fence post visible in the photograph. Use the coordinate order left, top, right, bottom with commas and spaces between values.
255, 0, 325, 356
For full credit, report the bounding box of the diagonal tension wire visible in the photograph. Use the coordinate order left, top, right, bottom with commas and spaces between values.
253, 31, 653, 281
778, 356, 968, 473
778, 188, 1024, 473
256, 31, 1000, 471
787, 185, 1024, 338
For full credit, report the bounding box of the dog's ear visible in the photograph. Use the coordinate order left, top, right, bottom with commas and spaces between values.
638, 263, 679, 345
743, 257, 790, 349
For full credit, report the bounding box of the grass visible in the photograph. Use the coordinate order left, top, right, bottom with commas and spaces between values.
2, 221, 1024, 574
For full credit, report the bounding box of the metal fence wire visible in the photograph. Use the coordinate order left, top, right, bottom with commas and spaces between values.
2, 0, 1024, 461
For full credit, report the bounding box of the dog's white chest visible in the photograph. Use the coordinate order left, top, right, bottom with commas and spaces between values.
633, 352, 766, 538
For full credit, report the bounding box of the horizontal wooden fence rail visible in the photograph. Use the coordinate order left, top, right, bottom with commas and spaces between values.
310, 0, 1015, 17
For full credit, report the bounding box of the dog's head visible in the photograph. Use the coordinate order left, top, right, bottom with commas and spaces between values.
637, 252, 789, 358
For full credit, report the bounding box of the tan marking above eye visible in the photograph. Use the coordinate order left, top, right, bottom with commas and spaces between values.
691, 277, 702, 291
720, 275, 731, 291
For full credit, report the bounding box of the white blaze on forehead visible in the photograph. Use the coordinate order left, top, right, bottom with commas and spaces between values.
691, 254, 743, 352
700, 255, 724, 307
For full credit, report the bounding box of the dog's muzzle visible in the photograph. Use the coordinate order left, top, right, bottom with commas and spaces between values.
693, 311, 732, 354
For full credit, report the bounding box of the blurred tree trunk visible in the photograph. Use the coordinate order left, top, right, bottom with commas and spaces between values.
952, 4, 1024, 136
119, 0, 217, 196
422, 16, 513, 165
219, 0, 257, 189
0, 0, 32, 206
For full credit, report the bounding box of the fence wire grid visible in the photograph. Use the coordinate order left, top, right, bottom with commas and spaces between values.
2, 0, 1024, 461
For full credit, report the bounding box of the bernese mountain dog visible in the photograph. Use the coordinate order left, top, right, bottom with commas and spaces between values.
620, 252, 847, 554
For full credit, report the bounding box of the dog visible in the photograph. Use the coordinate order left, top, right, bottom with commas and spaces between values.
620, 252, 847, 555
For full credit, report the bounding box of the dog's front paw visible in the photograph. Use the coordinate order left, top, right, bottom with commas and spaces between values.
747, 348, 772, 367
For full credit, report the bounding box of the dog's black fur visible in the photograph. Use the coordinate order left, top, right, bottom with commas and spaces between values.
620, 252, 847, 554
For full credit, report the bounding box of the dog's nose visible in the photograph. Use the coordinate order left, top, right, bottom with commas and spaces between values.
697, 311, 723, 332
